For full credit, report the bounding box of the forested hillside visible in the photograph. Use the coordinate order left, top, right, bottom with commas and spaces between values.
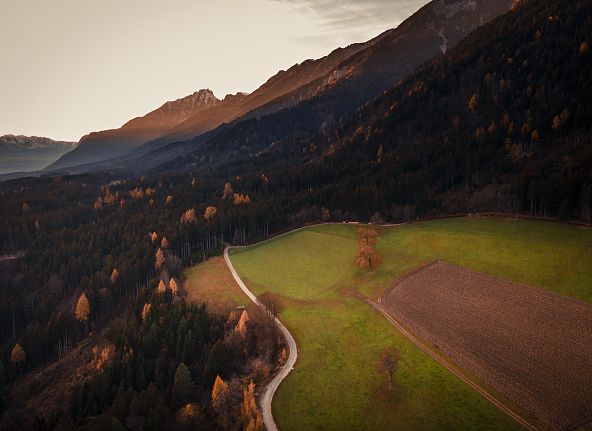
164, 0, 591, 221
0, 0, 590, 429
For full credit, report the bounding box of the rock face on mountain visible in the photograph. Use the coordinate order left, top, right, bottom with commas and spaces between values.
0, 135, 77, 174
45, 89, 220, 171
46, 0, 513, 174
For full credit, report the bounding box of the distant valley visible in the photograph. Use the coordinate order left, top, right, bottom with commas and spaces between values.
0, 135, 77, 174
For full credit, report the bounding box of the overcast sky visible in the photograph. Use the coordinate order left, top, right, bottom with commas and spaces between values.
0, 0, 429, 141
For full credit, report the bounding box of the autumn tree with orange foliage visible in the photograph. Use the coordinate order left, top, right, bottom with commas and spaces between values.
11, 343, 26, 375
241, 381, 263, 431
75, 292, 91, 335
176, 402, 200, 430
204, 206, 217, 221
235, 310, 249, 336
233, 193, 252, 205
211, 375, 229, 412
180, 209, 197, 224
155, 248, 165, 271
355, 227, 382, 272
222, 182, 234, 199
169, 278, 179, 297
141, 303, 151, 322
110, 268, 119, 284
157, 279, 167, 294
161, 236, 169, 248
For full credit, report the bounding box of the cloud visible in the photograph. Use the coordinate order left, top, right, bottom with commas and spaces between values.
271, 0, 429, 35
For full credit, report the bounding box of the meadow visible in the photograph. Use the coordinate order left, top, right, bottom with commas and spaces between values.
228, 217, 592, 430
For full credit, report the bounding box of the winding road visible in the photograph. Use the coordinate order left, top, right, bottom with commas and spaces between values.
224, 246, 297, 431
222, 220, 535, 431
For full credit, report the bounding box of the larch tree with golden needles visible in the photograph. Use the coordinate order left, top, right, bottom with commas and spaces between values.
468, 93, 478, 111
180, 209, 197, 224
141, 303, 152, 322
155, 248, 165, 271
11, 343, 26, 376
157, 279, 167, 294
241, 381, 262, 431
170, 278, 179, 297
177, 402, 200, 430
75, 292, 91, 335
204, 206, 217, 221
211, 375, 229, 412
222, 182, 233, 199
110, 268, 119, 285
235, 310, 249, 337
149, 231, 158, 243
161, 236, 169, 249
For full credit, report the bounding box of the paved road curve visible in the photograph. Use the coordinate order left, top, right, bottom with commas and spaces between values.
224, 246, 297, 431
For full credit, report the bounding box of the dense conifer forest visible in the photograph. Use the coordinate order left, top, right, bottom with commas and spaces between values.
0, 0, 590, 429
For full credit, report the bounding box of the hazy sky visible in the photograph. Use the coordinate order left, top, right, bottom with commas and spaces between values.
0, 0, 428, 141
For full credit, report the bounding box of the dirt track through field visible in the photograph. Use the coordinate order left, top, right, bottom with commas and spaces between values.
381, 261, 592, 430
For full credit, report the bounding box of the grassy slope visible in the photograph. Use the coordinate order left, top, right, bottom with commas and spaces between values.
229, 218, 592, 430
184, 256, 249, 313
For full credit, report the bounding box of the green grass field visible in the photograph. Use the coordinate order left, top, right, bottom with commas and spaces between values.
184, 256, 248, 313
229, 217, 592, 430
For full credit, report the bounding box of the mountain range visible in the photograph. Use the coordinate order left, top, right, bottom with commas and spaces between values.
0, 135, 77, 175
40, 0, 513, 176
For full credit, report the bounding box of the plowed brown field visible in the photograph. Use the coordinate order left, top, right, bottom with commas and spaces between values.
382, 261, 592, 430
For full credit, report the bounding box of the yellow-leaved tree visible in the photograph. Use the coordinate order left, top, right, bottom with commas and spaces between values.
110, 268, 119, 284
235, 310, 249, 337
241, 381, 262, 431
155, 248, 165, 271
222, 182, 234, 199
75, 292, 91, 335
211, 375, 229, 412
170, 278, 179, 297
141, 303, 152, 322
204, 206, 217, 221
11, 343, 26, 375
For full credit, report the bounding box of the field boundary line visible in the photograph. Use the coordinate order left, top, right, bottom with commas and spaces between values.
374, 277, 541, 431
224, 245, 297, 431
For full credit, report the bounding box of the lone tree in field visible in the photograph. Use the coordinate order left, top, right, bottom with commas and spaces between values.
75, 292, 91, 335
11, 343, 26, 376
259, 292, 282, 344
356, 226, 382, 271
378, 347, 400, 392
356, 243, 382, 271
